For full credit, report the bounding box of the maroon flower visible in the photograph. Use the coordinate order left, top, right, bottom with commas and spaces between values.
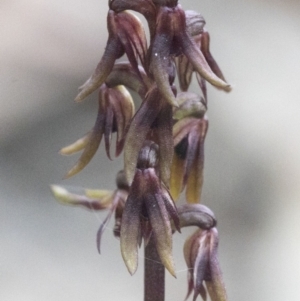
109, 0, 157, 38
124, 86, 174, 187
148, 4, 230, 107
51, 170, 129, 253
170, 107, 208, 203
184, 228, 228, 301
62, 84, 134, 178
120, 141, 180, 276
75, 9, 147, 102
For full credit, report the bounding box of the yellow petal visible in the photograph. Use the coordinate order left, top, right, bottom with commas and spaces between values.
84, 189, 112, 199
60, 133, 91, 155
50, 185, 75, 205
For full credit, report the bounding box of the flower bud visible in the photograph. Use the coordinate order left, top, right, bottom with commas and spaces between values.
173, 92, 206, 120
185, 10, 206, 37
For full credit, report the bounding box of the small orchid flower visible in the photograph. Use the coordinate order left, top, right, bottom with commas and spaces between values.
75, 9, 147, 102
51, 185, 113, 210
62, 84, 134, 178
96, 170, 129, 253
51, 170, 129, 254
124, 86, 173, 187
109, 0, 157, 38
184, 228, 228, 301
175, 10, 227, 105
170, 115, 208, 203
169, 91, 208, 203
120, 141, 180, 276
148, 4, 230, 108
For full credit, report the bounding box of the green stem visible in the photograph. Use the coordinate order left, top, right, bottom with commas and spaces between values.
144, 236, 165, 301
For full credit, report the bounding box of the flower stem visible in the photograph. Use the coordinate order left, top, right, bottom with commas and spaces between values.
144, 236, 165, 301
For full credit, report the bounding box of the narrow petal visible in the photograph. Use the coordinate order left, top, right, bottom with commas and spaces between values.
186, 143, 203, 203
186, 118, 208, 203
196, 73, 208, 104
96, 193, 120, 253
124, 88, 162, 184
64, 96, 105, 178
201, 30, 226, 82
184, 229, 210, 301
206, 228, 228, 301
117, 11, 147, 69
173, 117, 199, 146
183, 126, 201, 187
193, 234, 210, 294
175, 54, 194, 91
149, 8, 178, 107
156, 103, 174, 187
116, 85, 135, 138
179, 32, 231, 92
144, 169, 176, 276
162, 192, 181, 233
109, 0, 157, 38
183, 233, 196, 300
184, 229, 207, 301
120, 196, 142, 275
75, 37, 124, 102
50, 185, 112, 210
197, 285, 207, 301
60, 132, 91, 155
84, 189, 113, 199
140, 218, 152, 247
108, 85, 134, 157
120, 170, 143, 275
109, 95, 125, 152
113, 193, 126, 238
145, 192, 176, 277
104, 104, 114, 160
118, 26, 142, 78
160, 181, 180, 231
150, 56, 178, 107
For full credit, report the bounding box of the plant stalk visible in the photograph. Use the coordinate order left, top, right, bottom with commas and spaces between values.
144, 236, 165, 301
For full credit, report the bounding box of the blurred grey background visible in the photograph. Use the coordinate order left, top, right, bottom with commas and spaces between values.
1, 0, 300, 300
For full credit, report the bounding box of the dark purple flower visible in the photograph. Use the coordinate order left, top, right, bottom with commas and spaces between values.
120, 141, 180, 276
148, 4, 230, 107
175, 11, 227, 104
62, 84, 134, 178
124, 86, 174, 187
184, 228, 228, 301
172, 92, 207, 203
75, 10, 147, 102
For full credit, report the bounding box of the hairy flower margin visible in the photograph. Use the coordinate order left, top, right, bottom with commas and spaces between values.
52, 1, 231, 300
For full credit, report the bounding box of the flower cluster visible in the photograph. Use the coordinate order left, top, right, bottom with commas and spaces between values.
52, 1, 231, 300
